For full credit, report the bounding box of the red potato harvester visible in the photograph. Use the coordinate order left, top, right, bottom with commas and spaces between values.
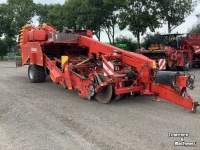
17, 23, 199, 113
138, 33, 200, 71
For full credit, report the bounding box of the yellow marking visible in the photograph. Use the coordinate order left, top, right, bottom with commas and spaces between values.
50, 75, 56, 83
41, 23, 47, 29
22, 24, 30, 29
149, 47, 159, 51
61, 56, 68, 66
76, 58, 90, 66
152, 60, 157, 69
22, 59, 27, 66
37, 64, 43, 66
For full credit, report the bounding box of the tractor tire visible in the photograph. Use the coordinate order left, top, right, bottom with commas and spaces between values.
28, 65, 46, 83
182, 53, 190, 71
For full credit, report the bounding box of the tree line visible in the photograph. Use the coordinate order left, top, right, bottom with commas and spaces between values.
0, 0, 199, 59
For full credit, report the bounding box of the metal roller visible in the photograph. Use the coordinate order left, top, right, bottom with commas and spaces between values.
155, 71, 180, 87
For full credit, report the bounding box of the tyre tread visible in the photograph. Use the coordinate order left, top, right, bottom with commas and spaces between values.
28, 65, 46, 83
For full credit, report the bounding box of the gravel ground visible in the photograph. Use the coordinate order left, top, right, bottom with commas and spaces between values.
0, 61, 199, 150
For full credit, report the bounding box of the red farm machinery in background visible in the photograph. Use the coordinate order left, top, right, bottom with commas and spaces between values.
139, 33, 200, 71
17, 23, 199, 112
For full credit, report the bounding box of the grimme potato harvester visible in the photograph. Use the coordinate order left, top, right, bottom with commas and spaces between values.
139, 33, 200, 71
17, 23, 199, 112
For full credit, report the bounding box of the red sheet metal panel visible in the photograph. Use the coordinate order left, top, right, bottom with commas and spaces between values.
21, 42, 43, 66
50, 68, 62, 83
28, 30, 47, 41
21, 46, 29, 66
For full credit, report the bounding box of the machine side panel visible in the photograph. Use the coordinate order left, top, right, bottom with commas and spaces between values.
20, 42, 43, 66
21, 45, 29, 66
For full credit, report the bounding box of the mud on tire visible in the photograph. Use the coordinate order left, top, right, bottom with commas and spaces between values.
28, 65, 46, 83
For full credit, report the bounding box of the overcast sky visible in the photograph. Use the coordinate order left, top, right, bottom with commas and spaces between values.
1, 0, 200, 42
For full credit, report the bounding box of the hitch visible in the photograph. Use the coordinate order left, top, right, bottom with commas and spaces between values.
151, 71, 199, 113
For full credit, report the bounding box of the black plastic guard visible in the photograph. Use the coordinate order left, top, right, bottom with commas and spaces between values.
155, 71, 179, 86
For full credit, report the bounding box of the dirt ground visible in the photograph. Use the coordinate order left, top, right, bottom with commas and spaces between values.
0, 61, 199, 150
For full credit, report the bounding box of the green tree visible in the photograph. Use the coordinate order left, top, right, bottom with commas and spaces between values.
75, 0, 105, 40
102, 0, 122, 44
35, 3, 54, 24
141, 33, 161, 49
188, 22, 200, 33
0, 0, 35, 58
118, 0, 160, 48
5, 0, 35, 36
65, 0, 118, 42
101, 10, 117, 44
48, 4, 66, 31
157, 0, 198, 33
115, 35, 138, 52
0, 39, 7, 60
0, 4, 5, 37
63, 0, 82, 30
0, 36, 16, 60
0, 3, 15, 38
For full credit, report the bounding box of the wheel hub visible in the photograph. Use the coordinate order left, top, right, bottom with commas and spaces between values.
29, 67, 34, 79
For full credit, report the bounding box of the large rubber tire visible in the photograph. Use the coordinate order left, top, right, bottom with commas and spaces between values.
182, 53, 190, 71
28, 65, 46, 83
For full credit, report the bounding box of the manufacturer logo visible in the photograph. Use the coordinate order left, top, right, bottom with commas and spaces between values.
31, 48, 37, 52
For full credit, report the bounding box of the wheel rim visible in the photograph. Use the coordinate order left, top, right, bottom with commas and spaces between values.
185, 61, 189, 68
183, 54, 189, 69
29, 67, 34, 79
